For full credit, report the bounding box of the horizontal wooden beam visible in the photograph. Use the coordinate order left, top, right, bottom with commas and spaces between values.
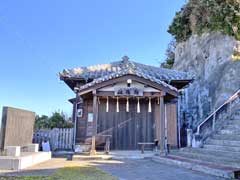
96, 91, 166, 97
77, 74, 177, 97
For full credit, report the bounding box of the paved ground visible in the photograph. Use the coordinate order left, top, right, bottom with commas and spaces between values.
0, 158, 225, 180
99, 159, 225, 180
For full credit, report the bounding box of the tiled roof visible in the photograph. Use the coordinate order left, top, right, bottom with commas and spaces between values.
60, 56, 193, 92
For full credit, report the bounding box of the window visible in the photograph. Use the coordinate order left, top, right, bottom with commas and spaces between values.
77, 109, 83, 118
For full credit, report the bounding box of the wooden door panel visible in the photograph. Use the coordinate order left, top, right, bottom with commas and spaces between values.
166, 103, 178, 147
97, 98, 154, 150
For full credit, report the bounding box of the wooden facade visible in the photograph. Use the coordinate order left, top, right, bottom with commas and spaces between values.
79, 98, 156, 150
73, 78, 180, 151
60, 57, 192, 153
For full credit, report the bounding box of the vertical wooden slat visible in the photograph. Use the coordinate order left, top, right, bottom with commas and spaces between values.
65, 129, 67, 149
62, 128, 64, 149
66, 129, 68, 149
62, 128, 65, 149
55, 129, 58, 150
68, 128, 71, 149
60, 128, 62, 149
69, 128, 72, 149
54, 129, 58, 150
70, 128, 73, 149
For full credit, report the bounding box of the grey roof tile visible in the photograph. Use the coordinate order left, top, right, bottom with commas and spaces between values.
60, 57, 193, 92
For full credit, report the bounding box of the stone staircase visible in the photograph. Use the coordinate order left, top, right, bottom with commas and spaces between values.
153, 110, 240, 179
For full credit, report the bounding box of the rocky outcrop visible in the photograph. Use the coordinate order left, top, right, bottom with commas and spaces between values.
173, 32, 240, 128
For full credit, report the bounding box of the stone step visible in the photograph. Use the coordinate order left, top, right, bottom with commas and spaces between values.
152, 155, 237, 179
211, 134, 240, 141
234, 111, 240, 116
223, 124, 240, 130
231, 115, 240, 120
179, 147, 240, 160
204, 144, 240, 152
206, 139, 240, 147
227, 120, 240, 126
218, 129, 240, 135
170, 150, 240, 167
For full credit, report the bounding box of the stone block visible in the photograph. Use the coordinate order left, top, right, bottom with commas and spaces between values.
192, 134, 203, 148
25, 144, 39, 152
187, 129, 193, 147
6, 146, 20, 157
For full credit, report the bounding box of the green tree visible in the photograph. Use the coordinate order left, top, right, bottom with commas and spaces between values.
161, 40, 176, 69
35, 115, 49, 129
48, 112, 65, 129
35, 111, 73, 130
168, 0, 240, 42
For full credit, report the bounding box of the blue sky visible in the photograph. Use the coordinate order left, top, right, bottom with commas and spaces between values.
0, 0, 185, 117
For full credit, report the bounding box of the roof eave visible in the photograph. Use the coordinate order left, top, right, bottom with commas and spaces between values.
77, 74, 178, 97
169, 79, 194, 89
59, 75, 87, 90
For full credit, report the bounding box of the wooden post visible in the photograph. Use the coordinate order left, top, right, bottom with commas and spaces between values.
90, 91, 98, 155
159, 96, 167, 156
177, 96, 181, 148
105, 136, 110, 154
164, 104, 168, 152
90, 136, 96, 155
73, 96, 80, 150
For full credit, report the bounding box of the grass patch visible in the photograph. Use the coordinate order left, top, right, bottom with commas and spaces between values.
0, 166, 117, 180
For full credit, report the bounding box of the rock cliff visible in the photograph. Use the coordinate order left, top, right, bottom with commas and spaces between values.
173, 33, 240, 128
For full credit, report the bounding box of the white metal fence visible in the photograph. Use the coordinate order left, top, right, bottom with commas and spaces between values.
33, 128, 74, 151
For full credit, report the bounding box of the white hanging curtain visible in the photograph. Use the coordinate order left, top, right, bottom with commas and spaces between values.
98, 97, 100, 104
148, 97, 152, 113
106, 97, 109, 112
116, 97, 119, 112
126, 97, 129, 112
137, 97, 140, 113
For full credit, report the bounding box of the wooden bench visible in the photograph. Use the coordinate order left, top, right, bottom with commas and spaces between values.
138, 142, 155, 154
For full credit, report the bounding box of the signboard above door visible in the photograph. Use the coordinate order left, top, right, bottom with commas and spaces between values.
114, 87, 144, 96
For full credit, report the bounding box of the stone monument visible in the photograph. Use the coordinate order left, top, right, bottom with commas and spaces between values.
0, 106, 51, 170
0, 106, 35, 150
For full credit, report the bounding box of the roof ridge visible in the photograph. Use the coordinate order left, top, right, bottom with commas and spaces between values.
59, 57, 193, 81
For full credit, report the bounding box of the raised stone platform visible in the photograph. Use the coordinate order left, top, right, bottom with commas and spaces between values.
0, 152, 51, 170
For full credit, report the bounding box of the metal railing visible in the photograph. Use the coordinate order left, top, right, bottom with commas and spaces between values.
196, 89, 240, 135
